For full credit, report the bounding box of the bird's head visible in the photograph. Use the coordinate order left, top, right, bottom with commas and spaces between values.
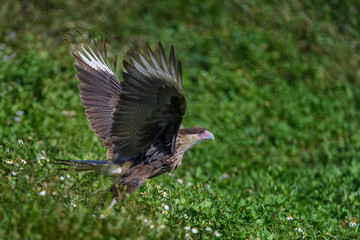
176, 127, 214, 153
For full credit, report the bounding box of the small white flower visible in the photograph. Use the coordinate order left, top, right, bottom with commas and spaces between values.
16, 110, 24, 116
14, 116, 20, 123
39, 190, 46, 196
177, 178, 184, 184
163, 191, 168, 197
159, 224, 165, 229
187, 182, 193, 186
191, 227, 198, 234
184, 225, 191, 231
214, 231, 221, 237
185, 233, 191, 239
150, 224, 154, 229
144, 218, 148, 223
183, 214, 188, 219
162, 210, 168, 215
302, 232, 306, 239
206, 227, 212, 232
11, 171, 18, 176
100, 213, 107, 219
255, 238, 260, 240
52, 191, 57, 196
286, 215, 293, 220
164, 204, 169, 210
59, 176, 65, 181
156, 185, 161, 190
18, 139, 24, 145
349, 220, 357, 227
295, 227, 303, 232
21, 159, 27, 164
72, 203, 77, 208
326, 231, 330, 235
66, 174, 71, 178
9, 32, 17, 39
62, 110, 76, 116
220, 173, 230, 179
205, 184, 211, 189
6, 160, 14, 164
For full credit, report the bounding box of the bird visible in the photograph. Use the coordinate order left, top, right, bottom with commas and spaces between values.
56, 32, 214, 207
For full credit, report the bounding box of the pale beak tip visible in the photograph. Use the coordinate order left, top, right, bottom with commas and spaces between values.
208, 132, 215, 141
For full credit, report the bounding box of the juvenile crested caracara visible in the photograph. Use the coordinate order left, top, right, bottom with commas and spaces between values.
56, 33, 214, 207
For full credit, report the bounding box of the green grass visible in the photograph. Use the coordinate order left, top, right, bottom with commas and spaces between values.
1, 0, 360, 239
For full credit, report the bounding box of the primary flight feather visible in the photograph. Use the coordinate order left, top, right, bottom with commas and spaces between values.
57, 32, 214, 206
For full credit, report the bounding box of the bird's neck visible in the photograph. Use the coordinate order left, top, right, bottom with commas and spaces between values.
175, 133, 199, 153
169, 133, 198, 170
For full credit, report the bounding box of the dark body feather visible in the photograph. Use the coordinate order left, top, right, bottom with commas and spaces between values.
57, 33, 213, 205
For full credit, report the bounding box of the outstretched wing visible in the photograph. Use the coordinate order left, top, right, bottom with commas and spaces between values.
110, 42, 186, 164
67, 33, 122, 150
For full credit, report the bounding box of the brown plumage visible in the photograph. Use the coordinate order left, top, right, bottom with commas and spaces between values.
56, 32, 214, 207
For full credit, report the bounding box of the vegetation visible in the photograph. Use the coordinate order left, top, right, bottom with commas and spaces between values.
1, 0, 360, 239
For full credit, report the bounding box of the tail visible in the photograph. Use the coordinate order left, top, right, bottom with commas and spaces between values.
54, 159, 109, 171
53, 159, 123, 176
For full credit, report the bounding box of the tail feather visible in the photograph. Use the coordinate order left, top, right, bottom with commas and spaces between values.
54, 159, 109, 171
53, 159, 122, 176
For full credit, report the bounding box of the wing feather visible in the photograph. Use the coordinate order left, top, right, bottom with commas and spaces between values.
158, 42, 170, 75
146, 44, 162, 72
177, 60, 183, 87
67, 32, 123, 153
169, 45, 176, 78
135, 49, 160, 78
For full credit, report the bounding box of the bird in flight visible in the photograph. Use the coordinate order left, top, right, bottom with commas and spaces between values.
56, 32, 214, 207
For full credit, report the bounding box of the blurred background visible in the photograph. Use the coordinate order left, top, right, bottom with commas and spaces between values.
1, 0, 360, 239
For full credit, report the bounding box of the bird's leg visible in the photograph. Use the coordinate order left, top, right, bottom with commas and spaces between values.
107, 184, 128, 209
107, 164, 154, 209
108, 197, 118, 209
109, 183, 129, 203
108, 198, 117, 209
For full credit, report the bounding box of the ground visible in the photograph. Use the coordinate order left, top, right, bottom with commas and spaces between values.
1, 1, 360, 239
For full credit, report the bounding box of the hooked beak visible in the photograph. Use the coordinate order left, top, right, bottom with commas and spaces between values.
200, 130, 215, 141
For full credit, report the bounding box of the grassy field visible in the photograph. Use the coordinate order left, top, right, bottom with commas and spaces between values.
1, 0, 360, 239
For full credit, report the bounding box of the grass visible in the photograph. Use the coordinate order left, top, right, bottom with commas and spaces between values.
1, 0, 360, 239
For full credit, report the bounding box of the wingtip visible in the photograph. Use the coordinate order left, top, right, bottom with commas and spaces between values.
122, 59, 130, 66
158, 41, 165, 52
75, 29, 82, 36
145, 42, 152, 51
67, 32, 75, 38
